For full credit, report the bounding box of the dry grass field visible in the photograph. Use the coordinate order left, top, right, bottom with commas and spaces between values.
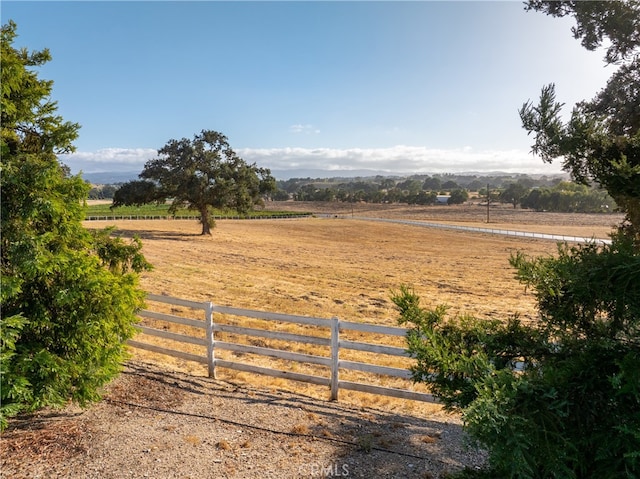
84, 202, 622, 413
1, 203, 623, 479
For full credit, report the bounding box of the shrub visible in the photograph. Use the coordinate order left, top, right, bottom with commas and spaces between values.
1, 21, 152, 429
393, 234, 640, 477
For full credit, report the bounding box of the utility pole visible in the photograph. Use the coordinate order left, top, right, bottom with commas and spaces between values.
486, 183, 490, 223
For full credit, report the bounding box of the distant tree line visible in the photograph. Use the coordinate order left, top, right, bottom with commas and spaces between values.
271, 173, 617, 213
519, 181, 617, 213
94, 172, 617, 213
88, 183, 118, 199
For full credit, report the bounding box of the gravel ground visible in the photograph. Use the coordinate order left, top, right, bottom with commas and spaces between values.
1, 360, 487, 479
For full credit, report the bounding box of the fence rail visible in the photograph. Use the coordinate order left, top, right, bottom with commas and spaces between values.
129, 294, 436, 404
85, 213, 312, 221
357, 216, 612, 244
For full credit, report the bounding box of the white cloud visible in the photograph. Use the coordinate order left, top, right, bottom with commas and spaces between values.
239, 145, 564, 176
60, 145, 564, 177
289, 124, 320, 135
60, 148, 156, 173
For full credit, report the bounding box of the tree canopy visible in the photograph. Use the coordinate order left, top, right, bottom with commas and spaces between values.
395, 3, 640, 476
520, 0, 640, 243
112, 130, 276, 235
394, 233, 640, 476
1, 21, 151, 428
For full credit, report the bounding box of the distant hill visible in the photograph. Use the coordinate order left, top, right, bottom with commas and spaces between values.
269, 168, 396, 180
80, 171, 140, 184
81, 168, 396, 184
272, 169, 568, 181
80, 168, 569, 185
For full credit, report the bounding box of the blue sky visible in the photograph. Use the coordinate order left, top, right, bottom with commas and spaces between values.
3, 1, 615, 178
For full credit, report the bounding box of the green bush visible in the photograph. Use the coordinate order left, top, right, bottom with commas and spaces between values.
393, 234, 640, 477
1, 21, 152, 429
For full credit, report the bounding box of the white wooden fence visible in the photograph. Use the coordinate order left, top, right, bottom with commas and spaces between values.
128, 294, 436, 404
85, 213, 311, 221
356, 217, 612, 244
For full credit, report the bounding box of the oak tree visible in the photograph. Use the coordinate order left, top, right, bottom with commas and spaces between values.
500, 181, 530, 208
113, 130, 276, 235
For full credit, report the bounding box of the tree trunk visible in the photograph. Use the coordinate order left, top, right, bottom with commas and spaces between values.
200, 208, 212, 235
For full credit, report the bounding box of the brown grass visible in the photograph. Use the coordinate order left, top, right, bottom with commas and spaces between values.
216, 439, 232, 451
84, 202, 622, 413
290, 423, 310, 435
0, 418, 86, 467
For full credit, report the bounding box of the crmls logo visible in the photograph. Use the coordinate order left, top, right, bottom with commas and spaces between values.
300, 463, 350, 477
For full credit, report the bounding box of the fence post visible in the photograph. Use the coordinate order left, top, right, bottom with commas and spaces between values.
205, 302, 216, 378
330, 316, 339, 401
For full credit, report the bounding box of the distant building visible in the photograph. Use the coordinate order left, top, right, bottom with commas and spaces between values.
436, 195, 450, 205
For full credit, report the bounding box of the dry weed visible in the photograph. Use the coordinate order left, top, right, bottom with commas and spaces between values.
216, 439, 232, 450
291, 423, 310, 435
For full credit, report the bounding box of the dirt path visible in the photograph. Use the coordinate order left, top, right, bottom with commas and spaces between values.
1, 360, 486, 479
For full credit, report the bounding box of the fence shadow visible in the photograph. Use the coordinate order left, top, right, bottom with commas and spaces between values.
100, 228, 204, 241
106, 360, 486, 478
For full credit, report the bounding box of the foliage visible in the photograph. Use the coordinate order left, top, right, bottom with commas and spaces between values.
394, 235, 640, 476
271, 188, 291, 201
90, 227, 152, 275
275, 173, 618, 213
448, 188, 469, 205
111, 179, 160, 207
393, 287, 544, 412
520, 0, 640, 242
88, 183, 117, 200
0, 21, 151, 429
500, 181, 530, 209
113, 130, 276, 235
88, 202, 310, 219
520, 181, 617, 213
511, 233, 640, 344
395, 4, 640, 476
524, 1, 639, 64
